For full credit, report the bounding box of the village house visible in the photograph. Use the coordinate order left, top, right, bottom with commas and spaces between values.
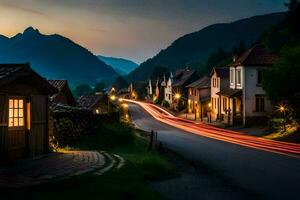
217, 44, 278, 126
186, 76, 211, 121
77, 93, 108, 114
48, 80, 76, 106
210, 67, 230, 122
164, 73, 173, 106
0, 63, 57, 162
146, 79, 161, 102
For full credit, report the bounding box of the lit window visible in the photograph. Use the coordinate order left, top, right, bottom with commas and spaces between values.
8, 99, 24, 127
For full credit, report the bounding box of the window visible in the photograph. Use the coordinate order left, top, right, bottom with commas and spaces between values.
8, 99, 24, 128
230, 69, 234, 84
257, 70, 263, 86
194, 89, 197, 96
189, 88, 192, 95
255, 96, 265, 112
214, 98, 217, 109
237, 69, 241, 85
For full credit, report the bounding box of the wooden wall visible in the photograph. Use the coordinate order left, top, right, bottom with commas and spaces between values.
29, 95, 48, 157
0, 95, 8, 161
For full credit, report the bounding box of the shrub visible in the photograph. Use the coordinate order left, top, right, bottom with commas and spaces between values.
161, 100, 170, 108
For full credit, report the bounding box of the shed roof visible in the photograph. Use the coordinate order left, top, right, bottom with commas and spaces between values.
0, 63, 57, 94
186, 76, 211, 89
77, 94, 106, 110
231, 44, 278, 66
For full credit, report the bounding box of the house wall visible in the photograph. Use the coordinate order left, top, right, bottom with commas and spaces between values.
243, 66, 273, 123
211, 72, 220, 121
164, 78, 172, 105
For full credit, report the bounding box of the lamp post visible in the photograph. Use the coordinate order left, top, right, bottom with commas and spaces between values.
108, 94, 117, 113
279, 105, 286, 132
208, 102, 212, 123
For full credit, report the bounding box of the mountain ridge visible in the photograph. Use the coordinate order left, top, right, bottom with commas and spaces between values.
127, 12, 286, 82
0, 27, 118, 87
97, 55, 138, 75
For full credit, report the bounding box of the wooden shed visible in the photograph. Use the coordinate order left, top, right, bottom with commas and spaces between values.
0, 64, 57, 162
48, 80, 76, 106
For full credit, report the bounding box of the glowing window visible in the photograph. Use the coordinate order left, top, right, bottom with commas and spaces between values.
8, 99, 24, 127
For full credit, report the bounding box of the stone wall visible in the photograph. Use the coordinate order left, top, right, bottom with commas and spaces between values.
50, 103, 119, 148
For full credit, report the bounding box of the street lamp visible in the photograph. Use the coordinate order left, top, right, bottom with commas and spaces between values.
108, 95, 117, 113
174, 93, 181, 100
208, 102, 212, 123
278, 105, 287, 132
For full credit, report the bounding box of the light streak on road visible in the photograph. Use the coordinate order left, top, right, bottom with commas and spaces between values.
125, 99, 300, 158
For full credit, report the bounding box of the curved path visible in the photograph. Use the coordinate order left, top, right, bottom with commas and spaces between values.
127, 101, 300, 199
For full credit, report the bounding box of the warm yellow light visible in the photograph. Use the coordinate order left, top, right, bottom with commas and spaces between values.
208, 103, 212, 108
27, 102, 31, 130
95, 109, 100, 114
110, 95, 116, 101
279, 106, 285, 112
122, 103, 128, 108
118, 98, 124, 102
175, 93, 181, 100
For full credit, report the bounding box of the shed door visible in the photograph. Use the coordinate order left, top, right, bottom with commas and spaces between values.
29, 95, 48, 156
7, 98, 27, 159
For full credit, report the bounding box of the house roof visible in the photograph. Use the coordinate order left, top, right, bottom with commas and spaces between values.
231, 44, 278, 66
172, 69, 196, 87
0, 63, 57, 94
186, 76, 211, 89
48, 80, 68, 91
217, 88, 242, 98
210, 67, 229, 78
77, 94, 106, 110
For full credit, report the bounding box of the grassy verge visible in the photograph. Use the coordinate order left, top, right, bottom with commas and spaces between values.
1, 123, 174, 200
263, 127, 300, 143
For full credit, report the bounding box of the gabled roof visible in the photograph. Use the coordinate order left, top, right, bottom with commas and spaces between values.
186, 76, 211, 89
77, 94, 106, 110
0, 63, 57, 94
48, 80, 68, 91
173, 69, 197, 87
231, 44, 278, 66
210, 67, 229, 78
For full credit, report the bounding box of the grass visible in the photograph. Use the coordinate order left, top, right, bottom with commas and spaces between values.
263, 126, 300, 143
0, 123, 174, 200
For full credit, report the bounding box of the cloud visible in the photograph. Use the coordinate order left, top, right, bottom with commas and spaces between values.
0, 2, 48, 17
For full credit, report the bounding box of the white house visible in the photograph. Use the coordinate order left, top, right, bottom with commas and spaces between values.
146, 79, 153, 98
217, 44, 278, 126
210, 67, 229, 122
164, 73, 173, 105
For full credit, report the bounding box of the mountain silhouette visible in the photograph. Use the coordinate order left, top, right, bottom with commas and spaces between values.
97, 55, 138, 75
0, 27, 118, 87
127, 12, 286, 82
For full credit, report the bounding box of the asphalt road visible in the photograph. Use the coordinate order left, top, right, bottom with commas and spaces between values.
128, 103, 300, 200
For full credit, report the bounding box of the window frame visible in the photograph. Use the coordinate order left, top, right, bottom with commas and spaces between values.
255, 95, 265, 112
257, 70, 263, 86
8, 97, 26, 130
236, 69, 242, 86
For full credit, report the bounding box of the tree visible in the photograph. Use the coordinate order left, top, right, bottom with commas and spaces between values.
263, 46, 300, 124
150, 66, 169, 80
113, 76, 128, 90
93, 81, 105, 93
74, 84, 92, 97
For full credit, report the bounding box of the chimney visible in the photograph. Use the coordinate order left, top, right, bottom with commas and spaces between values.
232, 55, 238, 62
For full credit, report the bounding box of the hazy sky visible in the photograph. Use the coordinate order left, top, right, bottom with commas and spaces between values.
0, 0, 286, 63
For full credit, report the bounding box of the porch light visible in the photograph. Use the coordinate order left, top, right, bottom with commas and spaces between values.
175, 93, 181, 100
110, 95, 116, 101
208, 103, 212, 108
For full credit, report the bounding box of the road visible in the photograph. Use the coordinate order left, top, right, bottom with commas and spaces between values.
127, 101, 300, 200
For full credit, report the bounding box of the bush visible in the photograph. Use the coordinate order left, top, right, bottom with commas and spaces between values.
161, 100, 170, 108
153, 98, 162, 105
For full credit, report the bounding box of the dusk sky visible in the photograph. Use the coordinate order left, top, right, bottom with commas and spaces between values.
0, 0, 286, 63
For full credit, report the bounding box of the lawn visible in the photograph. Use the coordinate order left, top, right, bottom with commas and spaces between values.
0, 123, 174, 200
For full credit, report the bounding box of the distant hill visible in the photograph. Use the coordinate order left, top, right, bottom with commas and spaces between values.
97, 55, 138, 75
0, 27, 118, 87
127, 12, 286, 82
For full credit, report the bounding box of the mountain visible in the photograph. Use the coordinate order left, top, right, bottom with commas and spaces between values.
0, 27, 118, 87
127, 12, 286, 82
97, 55, 138, 75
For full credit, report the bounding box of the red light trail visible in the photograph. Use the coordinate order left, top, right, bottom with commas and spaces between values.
125, 100, 300, 158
